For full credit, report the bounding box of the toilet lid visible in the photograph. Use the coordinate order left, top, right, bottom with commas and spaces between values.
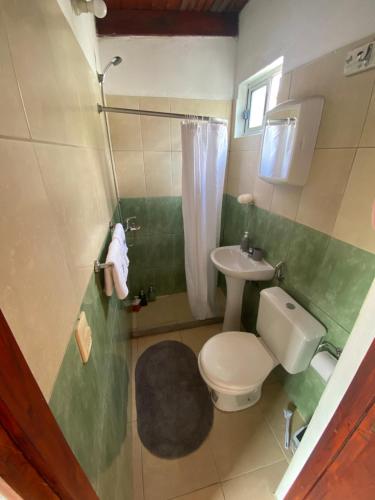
199, 332, 274, 391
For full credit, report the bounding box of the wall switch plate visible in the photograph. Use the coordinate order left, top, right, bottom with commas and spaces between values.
75, 311, 92, 364
344, 41, 375, 76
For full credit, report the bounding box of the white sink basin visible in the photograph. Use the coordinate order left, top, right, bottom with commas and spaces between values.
211, 245, 274, 281
210, 245, 274, 331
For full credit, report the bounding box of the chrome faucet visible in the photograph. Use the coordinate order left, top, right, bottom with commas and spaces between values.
316, 340, 342, 360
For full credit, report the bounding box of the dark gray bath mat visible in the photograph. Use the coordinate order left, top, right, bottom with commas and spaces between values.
135, 340, 213, 459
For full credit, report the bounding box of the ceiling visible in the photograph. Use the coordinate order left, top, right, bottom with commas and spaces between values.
97, 0, 250, 36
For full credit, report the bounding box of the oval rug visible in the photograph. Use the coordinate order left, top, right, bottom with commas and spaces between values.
135, 340, 213, 459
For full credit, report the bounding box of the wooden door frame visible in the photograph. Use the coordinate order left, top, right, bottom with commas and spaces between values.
285, 339, 375, 499
0, 309, 98, 499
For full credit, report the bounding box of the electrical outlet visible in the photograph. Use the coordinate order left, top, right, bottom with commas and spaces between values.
344, 41, 375, 76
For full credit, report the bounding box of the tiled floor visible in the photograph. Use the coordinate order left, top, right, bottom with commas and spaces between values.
131, 291, 225, 334
128, 325, 304, 500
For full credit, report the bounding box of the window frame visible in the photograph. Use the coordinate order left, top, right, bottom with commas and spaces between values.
234, 58, 284, 139
243, 78, 270, 134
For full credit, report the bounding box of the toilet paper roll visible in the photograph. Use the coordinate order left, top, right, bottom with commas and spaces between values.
311, 351, 337, 383
237, 193, 254, 205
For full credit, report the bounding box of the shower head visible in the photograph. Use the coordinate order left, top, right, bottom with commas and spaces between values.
98, 56, 123, 83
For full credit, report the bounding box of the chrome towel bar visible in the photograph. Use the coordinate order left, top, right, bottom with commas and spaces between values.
94, 217, 140, 273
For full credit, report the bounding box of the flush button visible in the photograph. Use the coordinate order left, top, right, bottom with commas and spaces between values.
286, 302, 296, 310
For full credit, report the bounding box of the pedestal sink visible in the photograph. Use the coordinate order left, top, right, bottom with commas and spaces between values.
211, 245, 274, 331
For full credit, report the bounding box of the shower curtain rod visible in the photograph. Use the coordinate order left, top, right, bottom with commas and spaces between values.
97, 104, 227, 124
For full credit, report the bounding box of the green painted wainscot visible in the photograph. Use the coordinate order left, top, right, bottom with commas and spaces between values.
221, 194, 375, 421
49, 221, 133, 500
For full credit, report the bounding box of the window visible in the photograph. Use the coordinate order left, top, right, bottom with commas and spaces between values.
235, 57, 283, 137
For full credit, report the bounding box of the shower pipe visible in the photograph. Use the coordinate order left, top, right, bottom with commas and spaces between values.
97, 104, 227, 125
97, 57, 124, 226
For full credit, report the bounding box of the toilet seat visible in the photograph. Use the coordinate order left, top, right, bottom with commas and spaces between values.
198, 332, 275, 395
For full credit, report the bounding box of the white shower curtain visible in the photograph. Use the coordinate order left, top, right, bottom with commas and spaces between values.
181, 121, 228, 320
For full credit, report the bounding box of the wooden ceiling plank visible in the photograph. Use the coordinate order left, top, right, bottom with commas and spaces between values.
97, 9, 238, 36
105, 0, 248, 11
165, 0, 183, 10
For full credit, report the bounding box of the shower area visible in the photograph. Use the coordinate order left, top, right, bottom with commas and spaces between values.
100, 58, 231, 336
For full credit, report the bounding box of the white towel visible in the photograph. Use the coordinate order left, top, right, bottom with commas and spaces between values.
112, 223, 129, 266
104, 238, 129, 300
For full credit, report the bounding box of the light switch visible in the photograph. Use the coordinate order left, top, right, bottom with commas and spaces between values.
75, 311, 92, 364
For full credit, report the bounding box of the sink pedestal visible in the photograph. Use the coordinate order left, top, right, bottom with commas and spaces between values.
210, 245, 274, 333
223, 276, 245, 331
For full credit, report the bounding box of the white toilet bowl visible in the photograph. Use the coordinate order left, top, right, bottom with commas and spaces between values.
198, 287, 326, 412
198, 331, 277, 412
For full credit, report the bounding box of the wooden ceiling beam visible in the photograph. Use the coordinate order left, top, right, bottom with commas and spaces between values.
96, 9, 238, 36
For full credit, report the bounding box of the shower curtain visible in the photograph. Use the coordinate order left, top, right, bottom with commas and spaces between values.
181, 121, 228, 320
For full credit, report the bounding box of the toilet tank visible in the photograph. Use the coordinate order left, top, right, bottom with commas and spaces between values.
256, 287, 325, 374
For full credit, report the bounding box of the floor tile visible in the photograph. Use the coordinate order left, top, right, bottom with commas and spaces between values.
141, 439, 219, 500
221, 460, 288, 500
208, 406, 284, 481
180, 324, 223, 354
259, 383, 305, 462
172, 484, 224, 500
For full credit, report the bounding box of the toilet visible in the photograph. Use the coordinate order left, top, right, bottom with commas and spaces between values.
198, 287, 325, 412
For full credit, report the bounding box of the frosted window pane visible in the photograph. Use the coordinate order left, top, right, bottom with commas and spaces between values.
248, 85, 267, 128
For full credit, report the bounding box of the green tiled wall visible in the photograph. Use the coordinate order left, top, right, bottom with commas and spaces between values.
221, 194, 375, 420
120, 197, 186, 297
49, 222, 133, 499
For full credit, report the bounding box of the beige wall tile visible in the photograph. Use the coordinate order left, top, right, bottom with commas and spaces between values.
139, 97, 170, 112
296, 149, 355, 235
270, 184, 302, 221
144, 151, 172, 196
0, 12, 29, 138
170, 98, 201, 115
360, 83, 375, 147
171, 119, 183, 151
171, 151, 182, 196
2, 0, 93, 146
93, 147, 118, 216
277, 72, 291, 104
114, 151, 146, 197
196, 99, 232, 121
140, 97, 171, 152
171, 98, 232, 152
141, 116, 171, 151
230, 131, 262, 153
333, 148, 375, 253
0, 138, 79, 400
35, 143, 109, 300
289, 39, 375, 148
225, 150, 258, 197
253, 176, 274, 210
107, 95, 143, 151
